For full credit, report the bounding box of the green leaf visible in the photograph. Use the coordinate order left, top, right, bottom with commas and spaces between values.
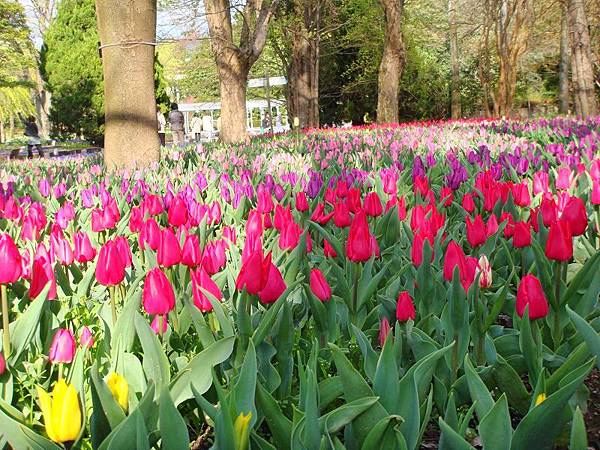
479, 394, 512, 450
329, 344, 388, 446
0, 397, 61, 450
373, 335, 399, 414
464, 355, 494, 420
511, 359, 595, 450
566, 306, 600, 368
233, 340, 257, 427
569, 407, 588, 450
90, 364, 127, 430
438, 418, 476, 450
491, 356, 530, 415
159, 387, 189, 450
169, 336, 235, 405
361, 415, 407, 450
320, 397, 380, 434
134, 313, 170, 392
8, 284, 49, 363
256, 382, 292, 450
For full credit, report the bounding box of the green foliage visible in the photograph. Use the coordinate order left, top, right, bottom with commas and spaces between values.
40, 0, 104, 143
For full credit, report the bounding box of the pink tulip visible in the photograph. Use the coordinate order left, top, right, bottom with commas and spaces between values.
49, 328, 76, 364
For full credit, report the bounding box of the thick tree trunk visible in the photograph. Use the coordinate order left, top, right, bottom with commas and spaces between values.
449, 0, 461, 119
288, 31, 319, 129
35, 85, 51, 137
567, 0, 598, 116
96, 0, 159, 169
558, 0, 570, 114
217, 54, 250, 143
376, 0, 405, 124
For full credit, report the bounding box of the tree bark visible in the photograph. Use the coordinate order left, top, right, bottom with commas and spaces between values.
204, 0, 279, 143
449, 0, 461, 119
376, 0, 405, 124
558, 0, 570, 114
96, 0, 159, 169
567, 0, 598, 116
287, 1, 320, 129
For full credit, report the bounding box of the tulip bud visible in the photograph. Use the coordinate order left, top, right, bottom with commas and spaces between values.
560, 196, 587, 236
73, 231, 96, 264
545, 220, 573, 262
151, 315, 168, 335
516, 274, 549, 320
157, 228, 182, 268
191, 266, 222, 312
257, 259, 286, 304
95, 240, 126, 286
182, 234, 202, 268
476, 255, 492, 288
37, 379, 82, 443
346, 210, 378, 262
512, 221, 532, 248
396, 291, 416, 322
142, 268, 175, 315
79, 326, 94, 349
49, 329, 76, 364
234, 412, 252, 450
106, 373, 129, 412
295, 191, 309, 212
378, 317, 391, 348
309, 268, 331, 302
0, 233, 22, 284
466, 215, 487, 247
364, 192, 383, 217
167, 196, 188, 227
323, 240, 337, 258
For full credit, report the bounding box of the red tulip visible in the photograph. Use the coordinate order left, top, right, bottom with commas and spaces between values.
333, 201, 352, 228
279, 220, 302, 250
144, 194, 164, 216
335, 180, 349, 198
364, 192, 383, 217
324, 240, 337, 258
129, 206, 144, 233
48, 328, 76, 364
310, 268, 331, 302
257, 259, 286, 304
222, 226, 237, 244
295, 191, 309, 212
74, 231, 96, 263
592, 181, 600, 205
516, 274, 549, 319
95, 240, 126, 286
114, 236, 132, 268
540, 194, 558, 227
396, 291, 416, 321
257, 189, 274, 214
139, 218, 161, 251
236, 250, 270, 295
545, 220, 573, 262
202, 241, 226, 275
274, 205, 293, 232
500, 212, 515, 238
466, 215, 487, 247
0, 351, 5, 375
157, 228, 182, 268
512, 182, 531, 207
346, 209, 378, 262
560, 196, 587, 236
51, 232, 74, 266
151, 315, 168, 335
142, 267, 175, 315
346, 188, 362, 213
182, 234, 202, 267
311, 203, 334, 225
486, 214, 499, 237
0, 233, 22, 284
191, 266, 222, 312
443, 241, 477, 291
512, 222, 532, 248
29, 244, 57, 300
167, 196, 188, 227
462, 193, 476, 213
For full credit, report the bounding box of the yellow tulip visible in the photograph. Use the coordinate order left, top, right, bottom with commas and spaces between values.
535, 393, 547, 406
233, 411, 252, 450
106, 372, 129, 412
37, 379, 81, 444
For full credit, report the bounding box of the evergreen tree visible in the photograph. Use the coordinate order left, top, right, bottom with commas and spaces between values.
40, 0, 104, 143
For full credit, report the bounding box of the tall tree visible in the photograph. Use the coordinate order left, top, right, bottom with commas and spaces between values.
448, 0, 461, 118
567, 0, 598, 116
204, 0, 279, 143
376, 0, 405, 123
558, 0, 570, 114
492, 0, 533, 117
274, 0, 322, 129
96, 0, 160, 168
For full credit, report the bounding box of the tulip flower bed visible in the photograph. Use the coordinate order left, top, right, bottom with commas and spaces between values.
1, 116, 600, 449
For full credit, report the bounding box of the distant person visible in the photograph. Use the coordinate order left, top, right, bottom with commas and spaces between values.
168, 103, 185, 146
157, 107, 166, 146
22, 115, 44, 158
190, 113, 202, 142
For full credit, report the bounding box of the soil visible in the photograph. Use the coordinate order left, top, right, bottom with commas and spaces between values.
585, 368, 600, 449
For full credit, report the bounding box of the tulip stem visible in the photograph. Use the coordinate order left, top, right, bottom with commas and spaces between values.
109, 286, 117, 327
58, 363, 63, 381
1, 284, 10, 357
